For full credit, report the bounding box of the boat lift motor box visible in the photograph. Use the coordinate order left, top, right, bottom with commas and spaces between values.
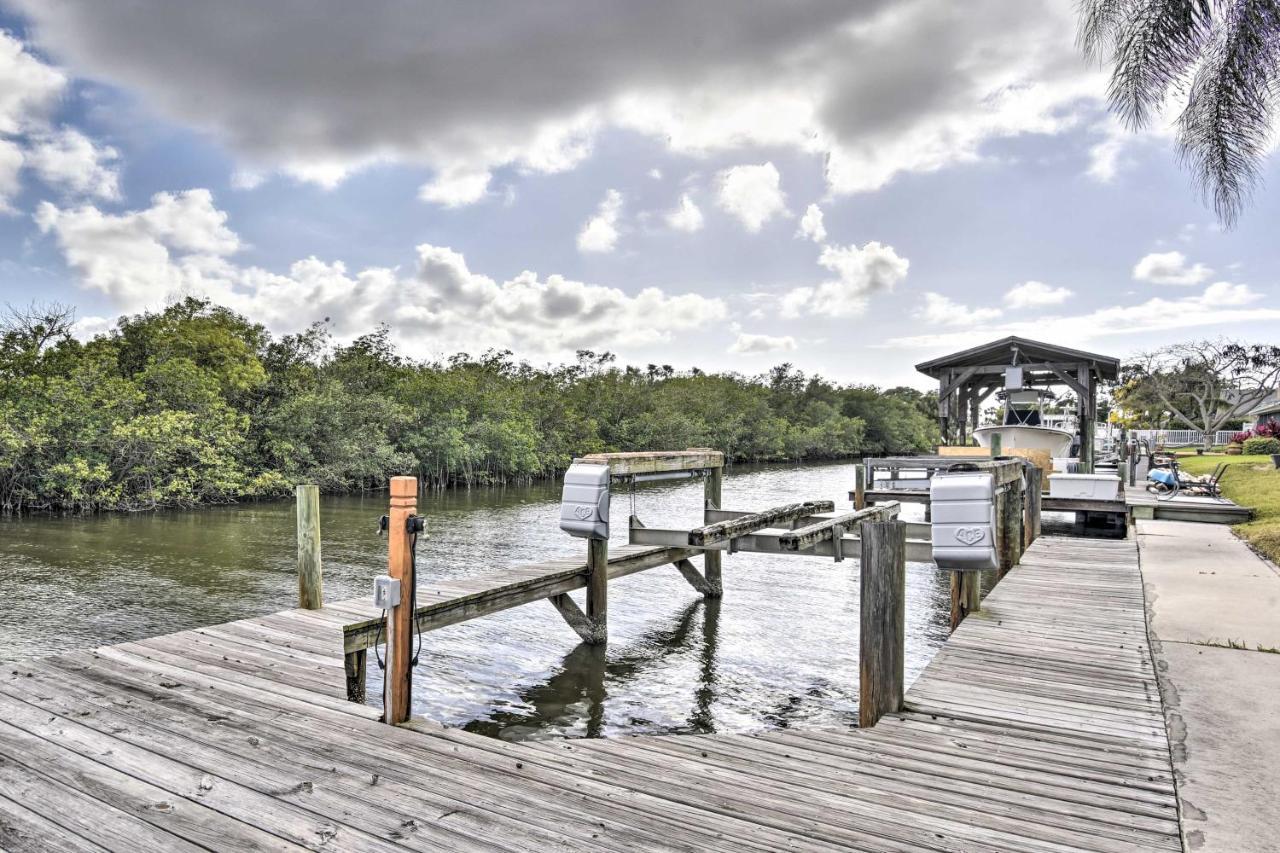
930, 471, 999, 571
1049, 473, 1120, 500
559, 462, 611, 540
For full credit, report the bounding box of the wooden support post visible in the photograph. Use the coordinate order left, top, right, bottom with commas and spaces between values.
585, 537, 608, 645
1079, 366, 1096, 474
549, 593, 605, 644
990, 432, 1003, 457
998, 478, 1024, 578
295, 484, 323, 609
859, 519, 906, 728
1024, 467, 1042, 548
344, 649, 367, 703
384, 476, 417, 725
949, 571, 981, 632
853, 463, 867, 510
703, 466, 723, 597
673, 558, 718, 596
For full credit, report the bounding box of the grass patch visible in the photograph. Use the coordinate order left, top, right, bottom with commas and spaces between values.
1173, 453, 1280, 564
1189, 638, 1280, 654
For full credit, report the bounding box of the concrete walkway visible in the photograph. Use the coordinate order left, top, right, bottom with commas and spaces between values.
1137, 520, 1280, 852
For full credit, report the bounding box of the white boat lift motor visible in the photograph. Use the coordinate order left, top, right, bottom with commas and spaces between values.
559, 462, 611, 540
930, 470, 999, 571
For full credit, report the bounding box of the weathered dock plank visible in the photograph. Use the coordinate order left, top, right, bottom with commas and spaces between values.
0, 534, 1180, 851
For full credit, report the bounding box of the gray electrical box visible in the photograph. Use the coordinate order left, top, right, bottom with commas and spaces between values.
559, 462, 610, 540
373, 575, 401, 609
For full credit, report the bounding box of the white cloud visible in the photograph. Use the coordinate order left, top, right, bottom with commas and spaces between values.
10, 1, 1114, 196
916, 292, 1002, 326
782, 240, 909, 318
796, 203, 826, 243
729, 332, 797, 354
577, 189, 624, 253
26, 128, 121, 199
0, 140, 22, 212
715, 162, 788, 232
648, 168, 663, 180
1004, 280, 1072, 308
36, 189, 727, 357
884, 282, 1280, 350
0, 31, 64, 136
1132, 251, 1213, 285
34, 189, 240, 310
664, 193, 704, 233
418, 166, 492, 207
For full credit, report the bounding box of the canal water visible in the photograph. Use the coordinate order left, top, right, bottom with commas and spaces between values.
0, 462, 955, 740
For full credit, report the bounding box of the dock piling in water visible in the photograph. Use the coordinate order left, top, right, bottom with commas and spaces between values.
295, 484, 323, 609
858, 518, 906, 728
384, 475, 418, 725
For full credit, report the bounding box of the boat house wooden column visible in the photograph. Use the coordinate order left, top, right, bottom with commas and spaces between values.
915, 337, 1120, 474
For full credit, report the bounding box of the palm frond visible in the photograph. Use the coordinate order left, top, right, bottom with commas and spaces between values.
1077, 0, 1134, 58
1107, 0, 1213, 128
1177, 0, 1280, 226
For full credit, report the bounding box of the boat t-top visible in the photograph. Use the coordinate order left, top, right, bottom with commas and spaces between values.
973, 388, 1075, 458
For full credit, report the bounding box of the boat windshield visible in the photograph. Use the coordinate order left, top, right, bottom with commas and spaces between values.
1004, 405, 1042, 426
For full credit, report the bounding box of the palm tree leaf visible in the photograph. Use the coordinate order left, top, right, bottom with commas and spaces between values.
1178, 0, 1280, 225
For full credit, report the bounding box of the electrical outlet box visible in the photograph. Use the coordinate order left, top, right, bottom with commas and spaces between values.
373, 575, 401, 609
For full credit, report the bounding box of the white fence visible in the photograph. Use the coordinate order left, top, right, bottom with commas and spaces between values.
1129, 429, 1239, 447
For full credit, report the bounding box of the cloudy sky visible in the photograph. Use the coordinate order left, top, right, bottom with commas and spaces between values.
2, 0, 1278, 388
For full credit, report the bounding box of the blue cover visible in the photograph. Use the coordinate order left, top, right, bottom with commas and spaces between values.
1147, 469, 1178, 488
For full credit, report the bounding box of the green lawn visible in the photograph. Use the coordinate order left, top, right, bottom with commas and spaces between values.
1174, 453, 1280, 564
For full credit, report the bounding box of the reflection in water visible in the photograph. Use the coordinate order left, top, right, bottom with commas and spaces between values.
463, 597, 718, 740
2, 461, 959, 740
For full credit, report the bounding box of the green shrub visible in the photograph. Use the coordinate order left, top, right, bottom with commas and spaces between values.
1242, 436, 1280, 456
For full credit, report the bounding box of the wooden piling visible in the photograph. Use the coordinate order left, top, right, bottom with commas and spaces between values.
703, 466, 723, 597
585, 537, 608, 645
384, 476, 417, 725
949, 571, 981, 632
859, 519, 906, 728
853, 463, 867, 510
295, 484, 323, 609
998, 478, 1024, 578
344, 649, 367, 703
1024, 467, 1042, 548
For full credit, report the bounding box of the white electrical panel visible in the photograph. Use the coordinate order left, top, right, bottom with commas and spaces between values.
373, 575, 401, 609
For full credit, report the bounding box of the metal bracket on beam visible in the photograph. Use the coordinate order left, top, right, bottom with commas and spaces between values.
688, 500, 835, 547
777, 503, 901, 555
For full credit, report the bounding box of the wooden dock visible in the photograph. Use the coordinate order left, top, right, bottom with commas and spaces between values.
861, 455, 1252, 525
0, 533, 1180, 851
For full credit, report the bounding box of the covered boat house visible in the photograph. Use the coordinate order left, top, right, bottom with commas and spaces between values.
915, 336, 1121, 473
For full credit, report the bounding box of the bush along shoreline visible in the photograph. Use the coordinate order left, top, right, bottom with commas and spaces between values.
1, 299, 940, 514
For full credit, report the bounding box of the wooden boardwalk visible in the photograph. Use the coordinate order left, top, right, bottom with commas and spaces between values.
0, 535, 1180, 851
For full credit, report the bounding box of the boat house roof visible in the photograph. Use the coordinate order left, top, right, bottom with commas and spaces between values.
915, 336, 1121, 383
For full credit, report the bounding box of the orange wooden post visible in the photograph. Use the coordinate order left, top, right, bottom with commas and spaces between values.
384, 476, 418, 724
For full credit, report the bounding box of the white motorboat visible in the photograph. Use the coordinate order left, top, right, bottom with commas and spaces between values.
973, 390, 1075, 457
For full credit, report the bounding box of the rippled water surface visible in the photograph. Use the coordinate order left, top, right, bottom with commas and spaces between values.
0, 462, 957, 739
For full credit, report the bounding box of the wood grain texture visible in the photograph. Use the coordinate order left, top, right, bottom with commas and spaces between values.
295, 484, 323, 609
687, 500, 835, 546
0, 525, 1180, 852
858, 520, 906, 728
384, 475, 417, 725
702, 466, 723, 596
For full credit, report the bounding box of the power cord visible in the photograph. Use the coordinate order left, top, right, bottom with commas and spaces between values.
372, 513, 424, 670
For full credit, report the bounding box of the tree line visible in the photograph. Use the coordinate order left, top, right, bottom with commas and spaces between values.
0, 299, 939, 513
